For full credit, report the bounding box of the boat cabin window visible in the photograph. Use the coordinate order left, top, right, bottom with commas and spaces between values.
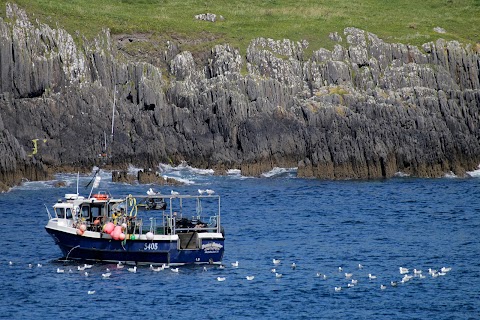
91, 206, 102, 218
55, 208, 65, 219
65, 208, 73, 219
81, 206, 90, 219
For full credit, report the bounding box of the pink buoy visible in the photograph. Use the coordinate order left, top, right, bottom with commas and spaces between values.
104, 222, 115, 234
119, 233, 126, 241
80, 224, 87, 232
76, 229, 84, 236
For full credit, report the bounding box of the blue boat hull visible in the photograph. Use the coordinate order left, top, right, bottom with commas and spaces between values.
45, 228, 224, 265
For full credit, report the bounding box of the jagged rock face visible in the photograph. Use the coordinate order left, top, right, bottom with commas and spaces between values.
0, 3, 479, 186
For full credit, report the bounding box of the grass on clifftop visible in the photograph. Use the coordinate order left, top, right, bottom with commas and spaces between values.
1, 0, 479, 55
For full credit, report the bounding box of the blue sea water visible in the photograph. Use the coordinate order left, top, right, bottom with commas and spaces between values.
0, 166, 479, 319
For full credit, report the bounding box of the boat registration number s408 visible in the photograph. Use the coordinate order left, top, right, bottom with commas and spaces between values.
144, 243, 158, 250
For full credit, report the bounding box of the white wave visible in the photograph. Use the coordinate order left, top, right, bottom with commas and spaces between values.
127, 164, 143, 176
261, 167, 297, 178
466, 165, 480, 178
227, 169, 241, 175
444, 171, 457, 179
158, 161, 214, 175
394, 171, 410, 178
161, 175, 195, 185
466, 169, 480, 178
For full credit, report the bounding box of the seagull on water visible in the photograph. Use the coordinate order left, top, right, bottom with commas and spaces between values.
368, 273, 377, 280
128, 266, 137, 273
37, 263, 42, 268
291, 263, 296, 270
117, 262, 124, 269
171, 268, 179, 273
275, 272, 283, 278
351, 279, 358, 285
401, 274, 413, 283
57, 268, 65, 273
380, 284, 387, 290
28, 264, 33, 269
217, 277, 226, 281
358, 263, 364, 269
338, 267, 343, 272
334, 286, 342, 292
413, 269, 422, 275
9, 261, 13, 266
345, 272, 353, 279
347, 283, 355, 288
271, 268, 276, 273
273, 259, 281, 265
399, 267, 409, 274
246, 276, 255, 281
87, 290, 96, 295
441, 267, 452, 273
391, 281, 398, 287
231, 261, 239, 268
102, 272, 111, 278
84, 271, 89, 277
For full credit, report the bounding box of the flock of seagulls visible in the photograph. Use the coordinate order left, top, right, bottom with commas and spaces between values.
167, 189, 216, 196
323, 264, 453, 292
6, 259, 453, 295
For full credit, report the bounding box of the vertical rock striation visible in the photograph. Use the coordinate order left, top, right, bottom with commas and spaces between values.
0, 4, 479, 187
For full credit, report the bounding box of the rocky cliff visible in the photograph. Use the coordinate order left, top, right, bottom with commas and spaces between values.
0, 3, 479, 188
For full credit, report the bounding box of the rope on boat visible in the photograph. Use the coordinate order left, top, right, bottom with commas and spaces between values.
127, 194, 137, 217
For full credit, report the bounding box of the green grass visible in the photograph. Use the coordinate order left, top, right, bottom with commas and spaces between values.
1, 0, 479, 56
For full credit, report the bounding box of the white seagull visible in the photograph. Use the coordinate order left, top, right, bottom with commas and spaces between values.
275, 272, 283, 278
358, 263, 364, 269
147, 188, 157, 196
198, 189, 206, 195
127, 266, 137, 273
57, 268, 65, 273
117, 262, 124, 269
206, 189, 215, 195
273, 259, 281, 265
335, 286, 342, 292
441, 267, 452, 273
291, 263, 296, 270
399, 267, 409, 274
368, 274, 377, 280
171, 190, 179, 196
37, 263, 42, 268
246, 276, 255, 281
171, 268, 179, 273
87, 290, 96, 295
217, 277, 226, 281
345, 273, 353, 279
380, 284, 387, 290
102, 272, 111, 278
231, 261, 239, 268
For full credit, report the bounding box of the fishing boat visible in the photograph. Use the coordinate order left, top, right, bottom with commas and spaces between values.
44, 177, 224, 265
